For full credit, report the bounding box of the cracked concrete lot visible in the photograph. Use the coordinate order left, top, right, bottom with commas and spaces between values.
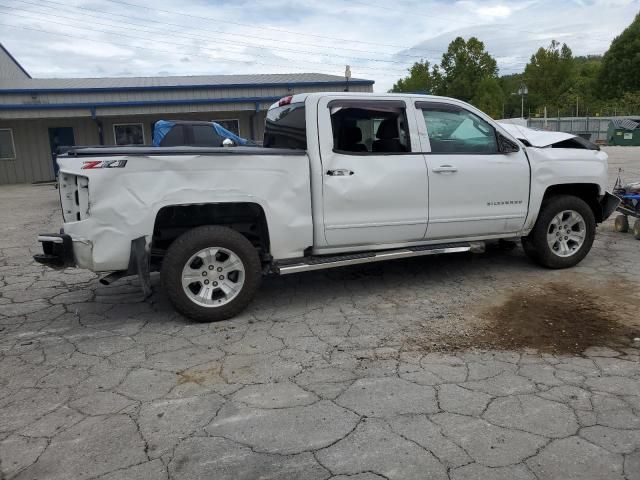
1, 147, 640, 480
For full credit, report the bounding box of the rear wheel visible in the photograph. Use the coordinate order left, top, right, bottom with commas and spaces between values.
162, 226, 262, 322
522, 195, 595, 269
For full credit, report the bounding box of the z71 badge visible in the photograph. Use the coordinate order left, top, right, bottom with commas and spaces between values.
82, 160, 128, 169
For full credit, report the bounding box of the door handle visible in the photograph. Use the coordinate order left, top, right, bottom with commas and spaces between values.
327, 169, 354, 176
433, 165, 458, 173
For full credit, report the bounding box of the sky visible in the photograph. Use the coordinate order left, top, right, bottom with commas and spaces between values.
0, 0, 638, 91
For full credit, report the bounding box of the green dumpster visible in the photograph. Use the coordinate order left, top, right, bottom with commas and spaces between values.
608, 119, 640, 146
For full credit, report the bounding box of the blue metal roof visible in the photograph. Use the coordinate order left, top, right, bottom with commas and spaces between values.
0, 96, 283, 111
0, 74, 373, 94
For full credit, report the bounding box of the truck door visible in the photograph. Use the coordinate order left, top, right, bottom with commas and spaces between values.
318, 98, 428, 247
415, 101, 529, 240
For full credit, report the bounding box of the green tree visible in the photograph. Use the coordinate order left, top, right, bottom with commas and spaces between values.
438, 37, 498, 101
389, 60, 440, 93
523, 40, 575, 110
471, 77, 505, 118
499, 73, 525, 118
598, 12, 640, 96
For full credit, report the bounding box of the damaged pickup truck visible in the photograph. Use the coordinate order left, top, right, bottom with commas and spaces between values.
34, 93, 619, 322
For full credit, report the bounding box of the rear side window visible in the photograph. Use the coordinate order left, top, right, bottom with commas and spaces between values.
419, 103, 498, 154
264, 103, 306, 149
329, 100, 410, 154
192, 125, 223, 146
159, 125, 186, 146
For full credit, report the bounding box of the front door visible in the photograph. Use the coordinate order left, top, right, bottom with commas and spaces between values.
318, 98, 428, 247
48, 127, 75, 177
415, 101, 529, 240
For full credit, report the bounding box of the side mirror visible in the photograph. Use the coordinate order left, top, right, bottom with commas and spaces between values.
222, 138, 236, 147
497, 133, 520, 153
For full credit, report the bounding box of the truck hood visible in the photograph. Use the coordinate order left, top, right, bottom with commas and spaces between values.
498, 122, 592, 149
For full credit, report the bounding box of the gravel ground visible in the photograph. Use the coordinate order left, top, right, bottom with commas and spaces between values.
0, 147, 639, 480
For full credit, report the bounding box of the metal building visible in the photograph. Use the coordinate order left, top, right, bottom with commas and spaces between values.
0, 44, 374, 185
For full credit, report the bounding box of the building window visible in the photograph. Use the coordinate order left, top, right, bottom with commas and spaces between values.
0, 128, 16, 160
113, 123, 145, 145
213, 119, 240, 136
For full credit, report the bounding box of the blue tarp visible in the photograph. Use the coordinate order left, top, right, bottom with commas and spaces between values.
212, 123, 249, 146
152, 120, 250, 147
152, 120, 175, 146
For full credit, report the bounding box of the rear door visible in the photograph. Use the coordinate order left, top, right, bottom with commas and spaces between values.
416, 101, 529, 240
318, 98, 429, 247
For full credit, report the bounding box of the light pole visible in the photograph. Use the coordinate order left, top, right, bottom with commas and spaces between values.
518, 83, 528, 119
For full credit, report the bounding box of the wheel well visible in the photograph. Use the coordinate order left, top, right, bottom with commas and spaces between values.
543, 184, 603, 222
152, 203, 270, 260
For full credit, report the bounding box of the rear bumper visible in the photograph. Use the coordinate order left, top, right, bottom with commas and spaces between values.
600, 191, 621, 221
33, 233, 75, 269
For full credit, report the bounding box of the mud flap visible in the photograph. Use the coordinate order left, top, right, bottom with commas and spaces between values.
600, 192, 621, 221
127, 236, 152, 298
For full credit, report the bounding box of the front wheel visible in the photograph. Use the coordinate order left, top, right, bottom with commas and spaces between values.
162, 226, 262, 322
521, 195, 596, 269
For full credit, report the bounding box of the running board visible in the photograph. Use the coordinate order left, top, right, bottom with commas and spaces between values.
274, 242, 484, 275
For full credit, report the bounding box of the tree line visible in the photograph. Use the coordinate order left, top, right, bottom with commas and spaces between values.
390, 12, 640, 119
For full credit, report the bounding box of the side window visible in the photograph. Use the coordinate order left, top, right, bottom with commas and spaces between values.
419, 105, 498, 154
329, 101, 410, 154
159, 125, 186, 146
192, 125, 223, 146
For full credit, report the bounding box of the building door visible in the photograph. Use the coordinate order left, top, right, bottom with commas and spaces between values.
48, 127, 75, 177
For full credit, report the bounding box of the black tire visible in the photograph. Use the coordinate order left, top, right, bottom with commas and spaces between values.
161, 226, 262, 322
522, 195, 596, 269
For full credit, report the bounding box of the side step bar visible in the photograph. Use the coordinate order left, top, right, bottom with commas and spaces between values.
274, 242, 484, 275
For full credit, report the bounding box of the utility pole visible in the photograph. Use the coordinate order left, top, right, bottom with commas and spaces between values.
576, 96, 579, 117
518, 84, 528, 119
344, 65, 351, 92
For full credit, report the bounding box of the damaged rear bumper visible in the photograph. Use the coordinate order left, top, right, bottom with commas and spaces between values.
600, 191, 620, 221
33, 233, 75, 269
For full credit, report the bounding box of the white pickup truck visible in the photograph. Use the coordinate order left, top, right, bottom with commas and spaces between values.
35, 92, 619, 322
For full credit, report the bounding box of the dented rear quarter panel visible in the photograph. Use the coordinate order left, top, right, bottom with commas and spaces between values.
58, 153, 313, 271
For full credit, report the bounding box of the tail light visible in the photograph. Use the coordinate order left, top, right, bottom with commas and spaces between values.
278, 95, 293, 107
